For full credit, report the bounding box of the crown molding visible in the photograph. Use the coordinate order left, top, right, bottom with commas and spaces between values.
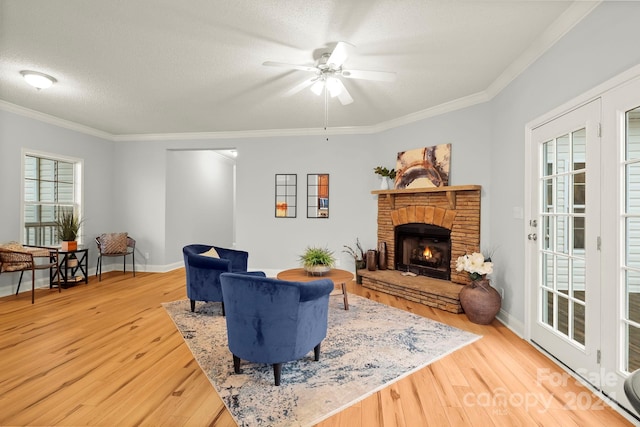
112, 124, 376, 142
371, 91, 491, 133
0, 100, 113, 140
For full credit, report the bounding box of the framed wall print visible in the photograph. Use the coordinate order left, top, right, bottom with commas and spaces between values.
275, 174, 297, 218
307, 173, 329, 218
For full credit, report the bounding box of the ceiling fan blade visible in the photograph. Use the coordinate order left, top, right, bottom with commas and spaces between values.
283, 78, 315, 97
334, 80, 354, 105
327, 42, 354, 68
342, 69, 397, 82
262, 61, 318, 73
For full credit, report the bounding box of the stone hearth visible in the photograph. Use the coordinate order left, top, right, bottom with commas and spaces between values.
359, 185, 481, 313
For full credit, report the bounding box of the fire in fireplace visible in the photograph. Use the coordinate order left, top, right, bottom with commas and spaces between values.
395, 223, 451, 280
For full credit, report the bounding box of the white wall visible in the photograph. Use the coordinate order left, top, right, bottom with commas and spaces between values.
165, 150, 235, 265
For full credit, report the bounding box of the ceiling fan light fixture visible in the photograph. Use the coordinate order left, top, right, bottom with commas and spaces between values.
310, 79, 325, 96
326, 77, 342, 97
20, 70, 57, 89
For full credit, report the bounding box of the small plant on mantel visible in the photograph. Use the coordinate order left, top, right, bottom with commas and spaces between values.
373, 166, 397, 180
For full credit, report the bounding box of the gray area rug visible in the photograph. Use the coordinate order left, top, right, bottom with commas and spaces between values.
163, 294, 481, 426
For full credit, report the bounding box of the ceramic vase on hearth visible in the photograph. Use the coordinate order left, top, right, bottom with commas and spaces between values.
459, 277, 501, 325
366, 250, 377, 271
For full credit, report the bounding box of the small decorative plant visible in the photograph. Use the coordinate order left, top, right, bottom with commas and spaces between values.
299, 246, 336, 269
455, 251, 493, 281
343, 238, 365, 262
55, 210, 82, 242
373, 166, 397, 180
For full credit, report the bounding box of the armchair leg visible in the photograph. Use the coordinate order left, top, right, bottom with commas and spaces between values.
273, 363, 282, 386
221, 301, 225, 316
190, 299, 196, 312
233, 354, 241, 374
314, 343, 321, 361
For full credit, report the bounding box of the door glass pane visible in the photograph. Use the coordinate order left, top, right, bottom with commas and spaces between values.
626, 162, 640, 214
626, 270, 640, 324
542, 215, 552, 250
557, 133, 570, 174
624, 106, 640, 372
627, 218, 640, 269
572, 257, 586, 302
543, 139, 555, 175
542, 253, 554, 288
628, 324, 640, 372
573, 172, 586, 209
542, 290, 554, 327
573, 301, 585, 345
556, 257, 569, 291
556, 176, 567, 214
572, 128, 586, 170
557, 294, 569, 336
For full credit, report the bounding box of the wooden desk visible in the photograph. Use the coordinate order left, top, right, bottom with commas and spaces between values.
276, 268, 353, 310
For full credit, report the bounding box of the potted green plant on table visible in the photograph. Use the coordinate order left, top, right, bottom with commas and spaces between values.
299, 246, 336, 276
56, 210, 82, 251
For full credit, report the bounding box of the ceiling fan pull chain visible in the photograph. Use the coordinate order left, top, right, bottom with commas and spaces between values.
324, 88, 329, 141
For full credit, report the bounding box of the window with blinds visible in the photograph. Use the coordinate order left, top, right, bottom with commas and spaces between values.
23, 154, 81, 246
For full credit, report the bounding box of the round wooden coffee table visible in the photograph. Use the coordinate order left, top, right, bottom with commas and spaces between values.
276, 268, 353, 310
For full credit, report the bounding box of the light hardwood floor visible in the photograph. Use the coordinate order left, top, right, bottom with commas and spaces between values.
0, 269, 634, 426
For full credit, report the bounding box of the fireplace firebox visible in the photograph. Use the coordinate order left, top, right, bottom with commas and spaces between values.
395, 223, 451, 280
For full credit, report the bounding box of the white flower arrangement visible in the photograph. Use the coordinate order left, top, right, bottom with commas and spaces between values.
456, 252, 493, 281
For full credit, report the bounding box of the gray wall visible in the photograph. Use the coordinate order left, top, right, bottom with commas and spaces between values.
165, 150, 235, 265
2, 2, 640, 334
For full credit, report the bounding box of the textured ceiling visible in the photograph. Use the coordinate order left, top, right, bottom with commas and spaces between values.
0, 0, 598, 137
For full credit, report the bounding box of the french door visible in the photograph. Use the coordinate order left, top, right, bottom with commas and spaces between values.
527, 74, 640, 417
528, 99, 602, 384
600, 76, 640, 412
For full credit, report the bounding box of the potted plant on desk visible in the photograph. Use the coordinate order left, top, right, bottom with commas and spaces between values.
56, 210, 82, 252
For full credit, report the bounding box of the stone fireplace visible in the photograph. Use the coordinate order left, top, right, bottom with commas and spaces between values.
358, 185, 481, 313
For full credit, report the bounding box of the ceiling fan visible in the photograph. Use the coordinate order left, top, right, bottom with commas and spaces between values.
263, 42, 397, 106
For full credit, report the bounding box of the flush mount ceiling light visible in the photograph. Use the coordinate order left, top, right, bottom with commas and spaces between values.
20, 70, 57, 90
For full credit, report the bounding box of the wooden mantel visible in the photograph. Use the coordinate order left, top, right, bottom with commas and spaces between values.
372, 185, 481, 210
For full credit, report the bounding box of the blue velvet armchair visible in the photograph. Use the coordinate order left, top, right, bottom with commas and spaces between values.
220, 272, 334, 386
183, 244, 249, 313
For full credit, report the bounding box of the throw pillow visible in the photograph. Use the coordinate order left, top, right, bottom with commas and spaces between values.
200, 247, 220, 258
100, 232, 128, 254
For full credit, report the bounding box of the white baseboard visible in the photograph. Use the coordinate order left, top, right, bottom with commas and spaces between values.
496, 308, 525, 338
